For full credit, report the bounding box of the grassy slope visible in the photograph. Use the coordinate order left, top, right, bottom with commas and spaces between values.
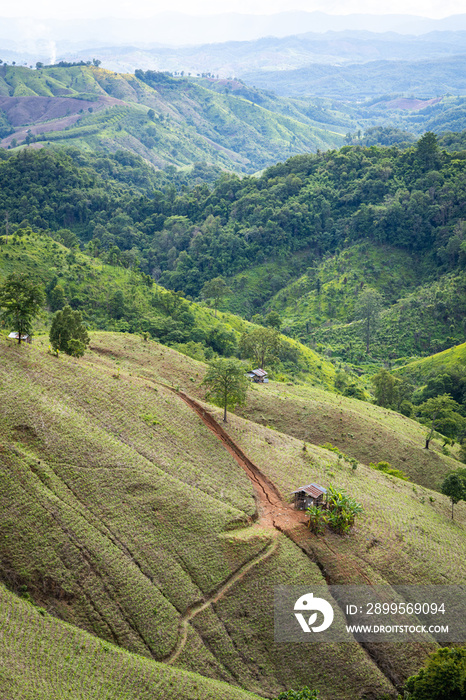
2, 332, 465, 695
244, 241, 466, 364
311, 272, 466, 364
208, 401, 466, 586
1, 333, 398, 699
1, 332, 465, 697
0, 582, 263, 700
393, 341, 466, 383
269, 242, 425, 329
0, 65, 346, 173
90, 332, 461, 492
237, 381, 462, 491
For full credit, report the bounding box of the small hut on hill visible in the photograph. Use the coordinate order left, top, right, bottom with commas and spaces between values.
7, 332, 31, 343
246, 368, 268, 383
292, 483, 327, 510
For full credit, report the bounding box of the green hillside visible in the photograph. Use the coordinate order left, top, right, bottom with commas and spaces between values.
395, 341, 466, 383
0, 64, 347, 173
0, 227, 335, 386
1, 331, 465, 699
308, 270, 466, 364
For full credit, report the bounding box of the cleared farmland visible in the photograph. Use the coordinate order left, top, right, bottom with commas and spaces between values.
1, 332, 465, 698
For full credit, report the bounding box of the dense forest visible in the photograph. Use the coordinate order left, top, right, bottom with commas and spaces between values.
1, 132, 465, 293
1, 131, 466, 370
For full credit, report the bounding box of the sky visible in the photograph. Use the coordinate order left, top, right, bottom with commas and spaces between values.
0, 0, 464, 19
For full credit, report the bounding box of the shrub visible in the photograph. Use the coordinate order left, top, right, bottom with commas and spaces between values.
369, 461, 408, 480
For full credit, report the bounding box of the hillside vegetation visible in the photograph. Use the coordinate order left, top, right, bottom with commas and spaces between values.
1, 331, 465, 699
0, 228, 335, 385
0, 582, 262, 700
0, 64, 347, 172
1, 131, 466, 365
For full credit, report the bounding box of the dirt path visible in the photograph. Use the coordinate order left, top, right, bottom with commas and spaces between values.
175, 389, 306, 531
168, 389, 410, 694
165, 538, 278, 665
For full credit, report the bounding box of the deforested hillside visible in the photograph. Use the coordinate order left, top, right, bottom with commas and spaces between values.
0, 64, 347, 172
0, 582, 263, 700
1, 332, 465, 698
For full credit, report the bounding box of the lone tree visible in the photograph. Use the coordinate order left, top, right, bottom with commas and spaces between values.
404, 646, 466, 700
441, 472, 466, 520
239, 327, 281, 368
418, 394, 462, 449
354, 287, 383, 354
201, 277, 230, 317
0, 273, 44, 343
49, 305, 90, 357
202, 358, 249, 422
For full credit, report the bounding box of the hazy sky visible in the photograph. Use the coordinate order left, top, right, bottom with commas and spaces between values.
1, 0, 464, 19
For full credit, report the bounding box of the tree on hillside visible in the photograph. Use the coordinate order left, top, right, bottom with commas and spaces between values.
404, 646, 466, 699
417, 394, 463, 449
416, 131, 440, 171
239, 327, 281, 368
441, 472, 466, 520
49, 305, 90, 357
0, 273, 44, 343
371, 369, 413, 411
202, 358, 249, 422
354, 287, 383, 354
201, 276, 230, 317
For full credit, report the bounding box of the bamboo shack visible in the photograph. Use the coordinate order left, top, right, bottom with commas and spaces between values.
292, 483, 327, 510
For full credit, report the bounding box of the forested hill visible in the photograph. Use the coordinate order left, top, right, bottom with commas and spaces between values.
1, 132, 466, 362
1, 132, 465, 287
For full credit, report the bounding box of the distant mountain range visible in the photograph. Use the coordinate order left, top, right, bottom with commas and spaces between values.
1, 11, 466, 60
48, 31, 466, 80
243, 53, 466, 99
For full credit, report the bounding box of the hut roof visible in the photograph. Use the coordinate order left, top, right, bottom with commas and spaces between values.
251, 368, 267, 377
292, 483, 327, 498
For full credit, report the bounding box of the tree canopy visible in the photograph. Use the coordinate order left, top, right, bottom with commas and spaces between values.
441, 471, 466, 520
417, 394, 464, 449
0, 273, 44, 343
49, 305, 90, 357
354, 287, 383, 354
404, 646, 466, 700
239, 327, 281, 369
202, 358, 249, 422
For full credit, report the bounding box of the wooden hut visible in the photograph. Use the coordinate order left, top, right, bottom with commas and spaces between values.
246, 368, 268, 383
292, 483, 327, 510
